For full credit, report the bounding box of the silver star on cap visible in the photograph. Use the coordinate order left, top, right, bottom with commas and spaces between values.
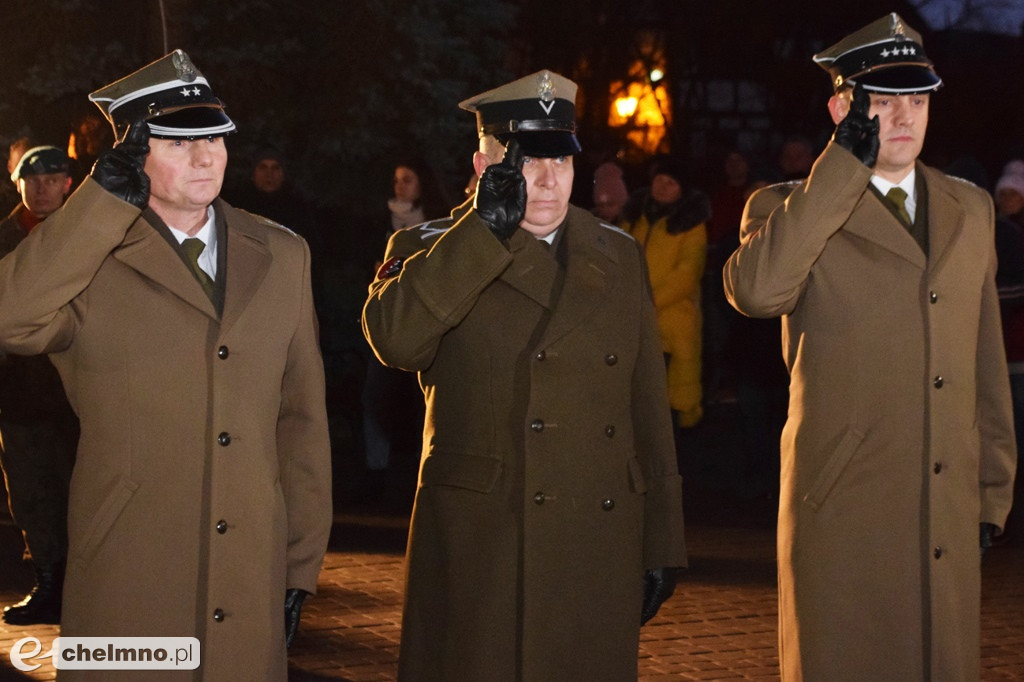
172, 49, 199, 83
537, 72, 556, 103
180, 87, 193, 97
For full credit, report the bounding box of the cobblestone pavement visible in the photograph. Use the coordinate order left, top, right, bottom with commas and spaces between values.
2, 504, 1023, 681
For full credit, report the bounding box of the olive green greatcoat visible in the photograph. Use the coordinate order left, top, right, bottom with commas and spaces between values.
0, 179, 332, 680
724, 142, 1016, 681
363, 204, 687, 681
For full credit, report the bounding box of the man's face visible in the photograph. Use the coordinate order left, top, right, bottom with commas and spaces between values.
144, 137, 227, 219
251, 158, 285, 193
867, 92, 929, 182
19, 172, 71, 218
519, 154, 573, 237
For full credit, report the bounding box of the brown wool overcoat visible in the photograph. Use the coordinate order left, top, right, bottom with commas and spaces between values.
363, 204, 687, 681
0, 179, 332, 680
724, 142, 1016, 681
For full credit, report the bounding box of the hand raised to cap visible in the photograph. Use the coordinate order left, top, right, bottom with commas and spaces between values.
91, 117, 151, 209
833, 83, 879, 168
474, 137, 527, 242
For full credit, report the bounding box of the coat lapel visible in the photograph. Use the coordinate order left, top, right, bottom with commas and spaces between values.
537, 210, 615, 348
500, 230, 562, 309
218, 205, 272, 336
918, 164, 966, 276
841, 192, 927, 269
114, 217, 218, 318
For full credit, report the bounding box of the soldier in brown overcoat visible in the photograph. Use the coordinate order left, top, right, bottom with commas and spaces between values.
363, 70, 687, 681
724, 14, 1016, 681
0, 51, 331, 679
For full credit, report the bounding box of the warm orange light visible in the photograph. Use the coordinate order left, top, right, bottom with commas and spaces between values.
615, 96, 639, 118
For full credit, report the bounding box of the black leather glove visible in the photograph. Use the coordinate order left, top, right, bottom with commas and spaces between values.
833, 83, 879, 168
91, 117, 151, 209
284, 588, 309, 647
980, 522, 998, 558
641, 567, 678, 625
474, 137, 526, 241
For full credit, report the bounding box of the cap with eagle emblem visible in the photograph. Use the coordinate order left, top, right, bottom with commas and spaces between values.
88, 49, 236, 140
459, 69, 581, 157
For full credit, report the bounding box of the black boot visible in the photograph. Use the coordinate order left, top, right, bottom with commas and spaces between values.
3, 564, 64, 625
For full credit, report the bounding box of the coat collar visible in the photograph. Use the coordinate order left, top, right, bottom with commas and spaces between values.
841, 161, 964, 270
510, 205, 621, 348
113, 198, 272, 332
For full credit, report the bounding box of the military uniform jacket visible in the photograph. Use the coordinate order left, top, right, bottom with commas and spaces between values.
0, 179, 332, 680
724, 142, 1016, 681
363, 203, 687, 681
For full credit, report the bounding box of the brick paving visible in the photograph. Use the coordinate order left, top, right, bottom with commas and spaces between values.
2, 503, 1023, 681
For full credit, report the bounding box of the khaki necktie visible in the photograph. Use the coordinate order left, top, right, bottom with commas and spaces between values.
885, 186, 912, 226
181, 237, 215, 300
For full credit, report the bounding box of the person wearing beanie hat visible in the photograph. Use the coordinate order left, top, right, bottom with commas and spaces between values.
995, 160, 1024, 225
0, 51, 330, 676
0, 144, 78, 626
620, 154, 710, 429
725, 13, 1015, 680
363, 70, 686, 680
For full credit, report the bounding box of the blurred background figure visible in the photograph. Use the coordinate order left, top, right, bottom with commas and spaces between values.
775, 134, 815, 181
996, 159, 1024, 228
995, 158, 1024, 540
0, 146, 78, 625
358, 157, 450, 509
620, 155, 710, 429
591, 160, 629, 223
2, 136, 34, 214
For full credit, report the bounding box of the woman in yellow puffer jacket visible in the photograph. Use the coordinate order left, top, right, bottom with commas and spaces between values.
619, 156, 710, 428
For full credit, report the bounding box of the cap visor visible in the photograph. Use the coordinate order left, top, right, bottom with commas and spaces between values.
855, 65, 942, 94
147, 107, 236, 138
496, 131, 581, 157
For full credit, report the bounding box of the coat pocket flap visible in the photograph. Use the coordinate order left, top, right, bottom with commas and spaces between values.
627, 457, 648, 494
420, 453, 502, 493
803, 428, 865, 511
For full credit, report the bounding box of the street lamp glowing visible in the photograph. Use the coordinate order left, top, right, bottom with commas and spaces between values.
649, 68, 664, 83
615, 96, 639, 118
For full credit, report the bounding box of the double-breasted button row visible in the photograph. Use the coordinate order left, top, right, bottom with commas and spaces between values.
533, 492, 546, 505
933, 462, 943, 474
531, 419, 545, 432
933, 376, 944, 389
933, 547, 943, 559
218, 432, 232, 446
215, 519, 228, 534
213, 608, 225, 622
929, 291, 938, 304
217, 345, 229, 359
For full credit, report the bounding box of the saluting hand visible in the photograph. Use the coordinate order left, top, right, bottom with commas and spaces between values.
474, 138, 527, 242
91, 117, 151, 209
833, 83, 879, 168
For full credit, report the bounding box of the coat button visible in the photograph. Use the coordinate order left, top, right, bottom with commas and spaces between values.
218, 432, 232, 446
605, 354, 618, 366
601, 498, 615, 511
929, 291, 938, 304
531, 419, 545, 432
533, 492, 545, 505
217, 346, 229, 359
933, 462, 942, 474
933, 547, 943, 559
605, 425, 615, 437
933, 376, 944, 388
535, 350, 546, 361
213, 608, 225, 622
216, 520, 228, 534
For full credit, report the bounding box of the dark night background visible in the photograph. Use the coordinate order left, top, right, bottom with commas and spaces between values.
3, 0, 1023, 212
